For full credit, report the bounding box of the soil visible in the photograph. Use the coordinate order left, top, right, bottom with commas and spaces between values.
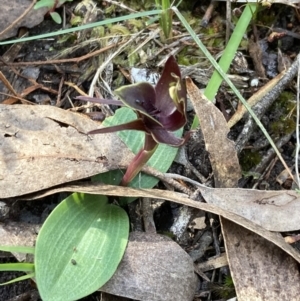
1, 0, 300, 300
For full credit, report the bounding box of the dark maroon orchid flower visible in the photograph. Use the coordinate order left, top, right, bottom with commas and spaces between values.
77, 56, 189, 186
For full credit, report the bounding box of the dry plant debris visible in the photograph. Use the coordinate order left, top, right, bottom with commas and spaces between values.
0, 1, 300, 300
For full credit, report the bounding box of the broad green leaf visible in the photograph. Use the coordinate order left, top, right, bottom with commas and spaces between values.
94, 107, 182, 203
35, 193, 129, 301
0, 245, 35, 254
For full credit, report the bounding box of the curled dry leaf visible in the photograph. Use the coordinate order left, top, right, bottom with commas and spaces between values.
101, 232, 197, 301
21, 183, 300, 265
285, 234, 300, 244
186, 77, 241, 187
0, 105, 135, 198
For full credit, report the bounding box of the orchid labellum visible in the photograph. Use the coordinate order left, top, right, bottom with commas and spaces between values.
77, 56, 189, 186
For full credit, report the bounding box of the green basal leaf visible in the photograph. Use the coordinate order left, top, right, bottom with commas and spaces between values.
35, 193, 129, 301
94, 107, 182, 204
0, 245, 35, 254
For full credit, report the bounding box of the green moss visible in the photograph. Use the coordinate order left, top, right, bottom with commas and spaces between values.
127, 19, 145, 31
210, 275, 236, 299
104, 4, 116, 15
240, 149, 261, 171
270, 91, 296, 138
109, 25, 131, 35
91, 26, 106, 38
255, 7, 277, 27
128, 48, 140, 67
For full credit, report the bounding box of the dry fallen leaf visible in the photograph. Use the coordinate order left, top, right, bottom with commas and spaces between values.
21, 183, 300, 265
196, 253, 228, 272
0, 0, 48, 40
0, 104, 135, 198
186, 77, 241, 187
198, 186, 300, 232
101, 232, 197, 301
186, 78, 300, 300
222, 218, 300, 301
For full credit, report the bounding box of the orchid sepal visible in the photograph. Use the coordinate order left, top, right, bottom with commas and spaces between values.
87, 119, 148, 135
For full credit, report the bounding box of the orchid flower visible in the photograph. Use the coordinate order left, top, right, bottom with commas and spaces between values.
77, 56, 189, 186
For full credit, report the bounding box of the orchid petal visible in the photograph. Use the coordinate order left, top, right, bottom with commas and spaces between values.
150, 128, 191, 147
155, 56, 186, 116
121, 134, 157, 186
115, 82, 161, 123
157, 109, 186, 131
76, 96, 123, 106
88, 119, 148, 135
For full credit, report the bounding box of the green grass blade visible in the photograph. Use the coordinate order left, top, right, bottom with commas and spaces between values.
0, 263, 34, 272
0, 10, 162, 45
0, 273, 35, 286
205, 4, 257, 101
0, 245, 35, 254
173, 6, 290, 176
173, 3, 257, 128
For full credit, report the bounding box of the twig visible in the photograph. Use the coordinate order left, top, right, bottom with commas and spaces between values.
87, 33, 140, 112
254, 133, 292, 173
226, 0, 231, 43
201, 1, 218, 28
163, 173, 206, 188
103, 0, 138, 13
56, 75, 65, 107
0, 41, 126, 66
295, 55, 300, 188
142, 198, 156, 233
252, 157, 278, 190
235, 52, 300, 154
209, 213, 221, 256
142, 166, 194, 196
